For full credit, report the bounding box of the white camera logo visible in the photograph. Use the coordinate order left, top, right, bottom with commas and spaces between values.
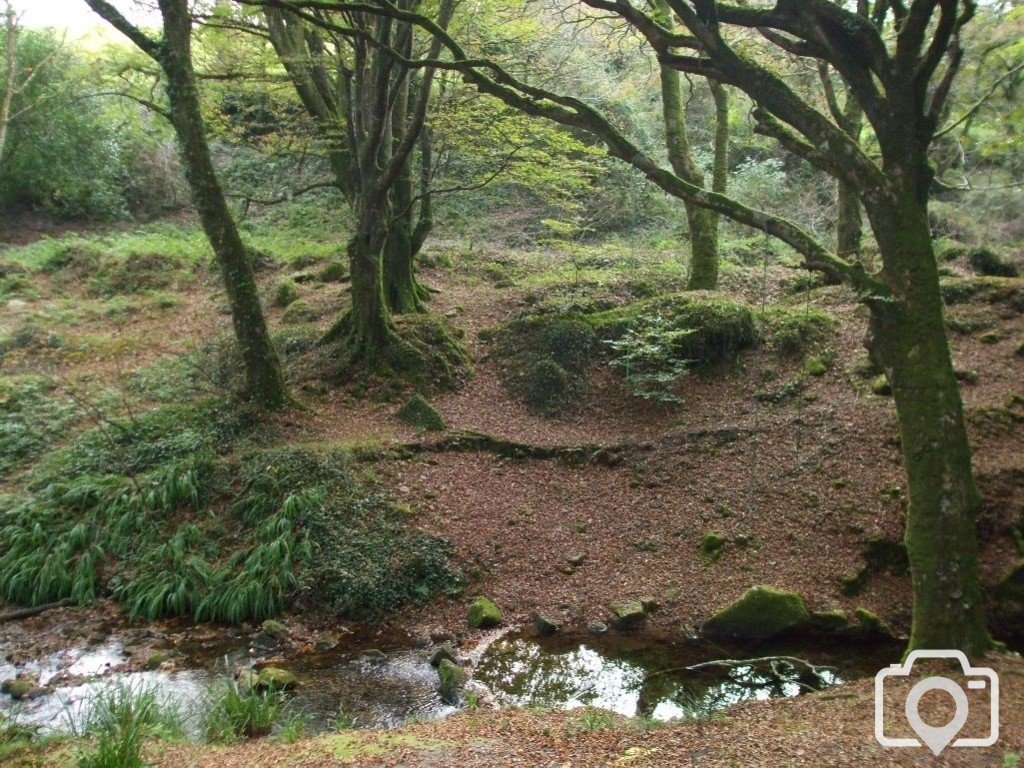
874, 650, 999, 755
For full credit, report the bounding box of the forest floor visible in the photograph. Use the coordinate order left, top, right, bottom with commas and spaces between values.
1, 217, 1023, 765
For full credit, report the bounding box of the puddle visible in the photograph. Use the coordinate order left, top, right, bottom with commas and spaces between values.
474, 634, 893, 721
1, 629, 896, 735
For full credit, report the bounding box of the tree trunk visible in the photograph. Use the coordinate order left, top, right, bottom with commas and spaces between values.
685, 204, 719, 290
866, 197, 990, 656
836, 182, 863, 260
158, 2, 290, 409
346, 209, 397, 359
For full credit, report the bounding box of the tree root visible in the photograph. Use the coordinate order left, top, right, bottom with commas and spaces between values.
0, 599, 75, 623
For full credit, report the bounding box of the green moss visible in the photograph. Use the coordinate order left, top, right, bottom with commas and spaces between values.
437, 658, 468, 705
524, 359, 572, 413
853, 608, 895, 639
144, 652, 169, 670
978, 331, 1004, 344
871, 373, 892, 396
467, 596, 502, 628
702, 585, 810, 640
318, 261, 348, 283
699, 533, 726, 561
273, 279, 300, 308
762, 306, 837, 357
281, 299, 320, 324
968, 247, 1019, 278
940, 276, 1024, 311
809, 609, 850, 633
397, 395, 446, 432
258, 667, 299, 691
803, 356, 829, 377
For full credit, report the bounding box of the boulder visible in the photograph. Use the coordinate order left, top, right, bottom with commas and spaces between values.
314, 633, 340, 651
610, 601, 646, 628
236, 669, 261, 692
702, 585, 810, 640
533, 612, 559, 636
437, 658, 468, 705
1, 677, 36, 700
261, 619, 290, 640
397, 394, 446, 432
467, 597, 502, 629
430, 644, 458, 668
257, 667, 299, 691
587, 621, 609, 635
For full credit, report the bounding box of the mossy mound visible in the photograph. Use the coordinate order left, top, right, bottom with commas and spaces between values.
871, 373, 892, 396
258, 667, 299, 691
761, 306, 837, 357
397, 394, 446, 432
273, 279, 300, 308
699, 533, 726, 561
968, 247, 1019, 278
437, 659, 468, 705
318, 261, 349, 283
589, 292, 759, 366
524, 358, 573, 414
467, 596, 502, 628
939, 276, 1024, 311
282, 299, 320, 324
701, 585, 810, 640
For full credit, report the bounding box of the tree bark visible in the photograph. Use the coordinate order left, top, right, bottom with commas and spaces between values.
865, 192, 990, 656
157, 2, 289, 409
836, 181, 863, 260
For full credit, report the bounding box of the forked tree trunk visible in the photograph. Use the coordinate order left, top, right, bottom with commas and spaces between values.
384, 156, 429, 314
866, 194, 990, 655
346, 208, 399, 359
158, 3, 290, 409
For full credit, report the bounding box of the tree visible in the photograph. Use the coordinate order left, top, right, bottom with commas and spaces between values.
0, 1, 62, 167
653, 0, 729, 289
258, 0, 992, 654
84, 0, 291, 411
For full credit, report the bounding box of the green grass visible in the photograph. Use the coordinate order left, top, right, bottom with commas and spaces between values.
200, 680, 286, 743
0, 375, 82, 480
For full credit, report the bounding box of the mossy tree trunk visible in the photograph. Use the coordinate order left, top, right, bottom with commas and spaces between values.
654, 0, 727, 291
865, 187, 989, 656
85, 0, 290, 410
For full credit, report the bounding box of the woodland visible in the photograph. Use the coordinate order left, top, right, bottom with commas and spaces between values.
0, 0, 1022, 765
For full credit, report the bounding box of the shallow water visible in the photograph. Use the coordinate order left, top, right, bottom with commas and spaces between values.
1, 630, 896, 735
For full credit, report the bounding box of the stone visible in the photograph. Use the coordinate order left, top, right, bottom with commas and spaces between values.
1, 677, 36, 700
430, 644, 458, 668
809, 609, 850, 633
870, 373, 892, 396
467, 597, 502, 629
437, 658, 468, 705
359, 649, 387, 663
566, 554, 586, 567
610, 601, 646, 628
533, 612, 559, 636
144, 651, 169, 670
853, 608, 896, 639
639, 596, 660, 614
257, 667, 299, 691
315, 633, 340, 651
702, 585, 810, 641
236, 669, 261, 692
261, 619, 290, 640
282, 299, 319, 324
587, 621, 609, 635
429, 627, 452, 644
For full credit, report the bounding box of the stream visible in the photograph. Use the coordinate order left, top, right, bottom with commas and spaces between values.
0, 627, 898, 736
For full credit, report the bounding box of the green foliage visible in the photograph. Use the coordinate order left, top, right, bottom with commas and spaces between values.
524, 358, 574, 413
200, 679, 285, 743
74, 680, 185, 768
273, 279, 300, 308
397, 395, 446, 432
0, 375, 80, 479
539, 318, 597, 372
762, 306, 837, 357
606, 314, 693, 403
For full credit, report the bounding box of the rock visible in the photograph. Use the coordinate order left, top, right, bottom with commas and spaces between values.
467, 597, 502, 629
437, 659, 469, 705
236, 669, 261, 692
261, 619, 290, 640
870, 373, 892, 396
566, 554, 586, 567
257, 667, 299, 691
397, 394, 446, 432
853, 608, 896, 639
533, 612, 559, 636
318, 260, 348, 283
282, 299, 319, 324
430, 644, 458, 668
314, 633, 340, 652
411, 632, 432, 649
610, 601, 646, 628
639, 596, 660, 614
587, 621, 609, 635
144, 651, 169, 670
1, 677, 37, 700
359, 649, 387, 663
809, 609, 850, 633
429, 627, 452, 644
702, 585, 810, 641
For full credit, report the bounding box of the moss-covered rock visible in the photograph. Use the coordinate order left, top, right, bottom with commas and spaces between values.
870, 373, 892, 396
701, 585, 810, 640
610, 600, 646, 628
236, 669, 261, 692
273, 279, 300, 308
699, 533, 726, 561
840, 536, 909, 597
261, 619, 290, 639
282, 299, 320, 324
809, 609, 850, 633
437, 658, 468, 705
257, 667, 299, 691
429, 644, 458, 668
978, 331, 1004, 344
968, 247, 1019, 278
524, 358, 572, 413
1, 677, 36, 700
397, 394, 446, 432
467, 596, 502, 629
803, 357, 829, 377
319, 260, 349, 283
144, 651, 169, 670
762, 306, 837, 357
852, 608, 896, 639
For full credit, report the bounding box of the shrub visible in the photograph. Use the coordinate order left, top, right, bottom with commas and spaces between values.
524, 358, 573, 413
969, 247, 1019, 278
540, 318, 597, 373
606, 315, 693, 403
273, 279, 300, 308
